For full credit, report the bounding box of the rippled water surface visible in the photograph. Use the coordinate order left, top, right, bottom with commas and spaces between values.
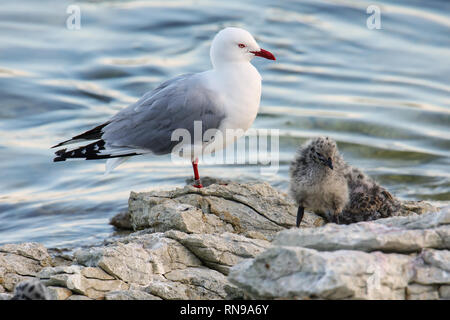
0, 0, 449, 248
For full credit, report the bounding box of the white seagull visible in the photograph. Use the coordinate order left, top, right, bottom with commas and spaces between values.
52, 27, 276, 188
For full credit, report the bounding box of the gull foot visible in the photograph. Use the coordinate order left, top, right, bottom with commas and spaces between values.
193, 179, 203, 188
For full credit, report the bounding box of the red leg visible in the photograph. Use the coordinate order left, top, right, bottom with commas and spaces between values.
192, 159, 203, 188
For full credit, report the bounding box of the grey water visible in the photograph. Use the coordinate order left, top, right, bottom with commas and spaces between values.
0, 0, 449, 248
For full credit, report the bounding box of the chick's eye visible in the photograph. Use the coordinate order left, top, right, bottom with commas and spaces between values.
238, 43, 246, 48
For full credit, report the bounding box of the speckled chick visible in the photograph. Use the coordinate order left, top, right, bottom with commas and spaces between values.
289, 136, 400, 226
11, 279, 49, 300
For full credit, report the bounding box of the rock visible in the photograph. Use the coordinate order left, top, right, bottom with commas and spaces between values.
67, 294, 92, 300
229, 246, 412, 299
128, 182, 325, 240
166, 230, 270, 275
74, 243, 153, 285
105, 290, 161, 300
406, 284, 439, 300
185, 176, 233, 187
413, 254, 450, 285
110, 211, 133, 230
47, 286, 73, 300
0, 182, 443, 300
0, 242, 52, 291
75, 232, 202, 283
38, 265, 129, 300
144, 268, 242, 300
229, 208, 449, 300
272, 209, 449, 253
399, 200, 440, 216
130, 201, 229, 235
0, 243, 52, 265
0, 293, 13, 300
439, 285, 450, 299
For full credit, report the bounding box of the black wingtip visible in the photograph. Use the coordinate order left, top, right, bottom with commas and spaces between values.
51, 140, 74, 149
51, 143, 63, 149
54, 148, 67, 156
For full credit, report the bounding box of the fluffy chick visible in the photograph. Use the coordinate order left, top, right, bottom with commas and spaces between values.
11, 279, 49, 300
289, 137, 400, 226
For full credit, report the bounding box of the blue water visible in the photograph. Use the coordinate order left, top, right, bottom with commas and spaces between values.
0, 0, 449, 248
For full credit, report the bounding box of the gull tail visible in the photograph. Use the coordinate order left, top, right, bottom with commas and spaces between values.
53, 139, 141, 162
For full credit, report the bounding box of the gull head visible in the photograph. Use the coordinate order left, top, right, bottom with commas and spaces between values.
306, 136, 337, 170
210, 27, 275, 67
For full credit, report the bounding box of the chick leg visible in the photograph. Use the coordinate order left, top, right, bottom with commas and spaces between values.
335, 211, 340, 224
296, 206, 304, 227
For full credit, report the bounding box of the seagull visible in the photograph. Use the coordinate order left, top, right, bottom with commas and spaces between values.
52, 27, 276, 188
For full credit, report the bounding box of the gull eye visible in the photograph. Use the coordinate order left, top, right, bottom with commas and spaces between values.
238, 43, 246, 48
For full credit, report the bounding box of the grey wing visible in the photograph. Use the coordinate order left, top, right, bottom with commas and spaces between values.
102, 74, 226, 155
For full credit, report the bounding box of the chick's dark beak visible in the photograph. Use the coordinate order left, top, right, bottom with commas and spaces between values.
326, 158, 333, 170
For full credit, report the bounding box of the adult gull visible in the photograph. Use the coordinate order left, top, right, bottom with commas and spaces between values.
52, 27, 276, 188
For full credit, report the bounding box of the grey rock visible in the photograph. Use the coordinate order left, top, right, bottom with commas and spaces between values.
67, 294, 92, 300
74, 242, 153, 285
144, 267, 242, 300
47, 286, 73, 300
406, 284, 439, 300
398, 201, 440, 216
273, 209, 449, 253
229, 246, 413, 299
0, 243, 52, 265
439, 285, 450, 299
39, 265, 129, 299
229, 207, 448, 300
0, 242, 52, 291
0, 293, 13, 300
130, 201, 229, 235
166, 230, 270, 275
129, 182, 325, 241
0, 183, 443, 300
105, 290, 161, 300
185, 176, 233, 187
109, 211, 133, 230
75, 232, 202, 283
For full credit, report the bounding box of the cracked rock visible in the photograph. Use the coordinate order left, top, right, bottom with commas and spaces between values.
128, 182, 325, 241
229, 208, 449, 300
165, 230, 270, 275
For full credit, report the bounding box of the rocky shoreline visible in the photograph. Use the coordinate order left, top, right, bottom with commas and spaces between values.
0, 181, 448, 300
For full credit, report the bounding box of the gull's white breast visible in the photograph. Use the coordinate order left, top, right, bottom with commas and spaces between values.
202, 63, 262, 151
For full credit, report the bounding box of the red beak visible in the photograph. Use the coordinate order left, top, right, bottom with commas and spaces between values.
251, 48, 276, 60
